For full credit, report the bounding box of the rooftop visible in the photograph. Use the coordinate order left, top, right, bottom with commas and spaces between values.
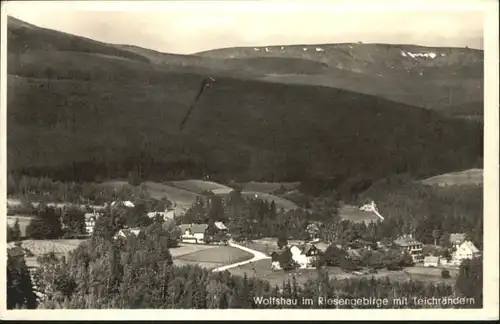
394, 235, 422, 246
179, 223, 209, 234
458, 240, 479, 253
214, 221, 228, 230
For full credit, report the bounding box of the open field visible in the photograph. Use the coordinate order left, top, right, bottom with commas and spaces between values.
142, 181, 199, 208
171, 180, 233, 194
169, 243, 219, 258
403, 266, 459, 284
8, 239, 87, 269
173, 245, 253, 270
338, 205, 382, 224
238, 181, 301, 194
100, 178, 299, 211
227, 259, 349, 286
241, 191, 298, 210
99, 180, 199, 209
421, 168, 483, 187
240, 241, 278, 256
228, 260, 454, 287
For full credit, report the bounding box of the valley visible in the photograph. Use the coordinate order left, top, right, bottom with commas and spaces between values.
5, 14, 486, 312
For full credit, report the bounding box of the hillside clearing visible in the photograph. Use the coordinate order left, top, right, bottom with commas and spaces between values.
212, 190, 299, 211
228, 261, 453, 287
338, 205, 383, 224
100, 180, 199, 209
239, 181, 301, 193
421, 168, 483, 187
142, 181, 199, 208
171, 180, 232, 194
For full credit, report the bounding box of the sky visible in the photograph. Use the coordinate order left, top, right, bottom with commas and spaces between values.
4, 1, 485, 54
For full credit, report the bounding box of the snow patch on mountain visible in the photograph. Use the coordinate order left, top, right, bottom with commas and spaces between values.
402, 51, 438, 59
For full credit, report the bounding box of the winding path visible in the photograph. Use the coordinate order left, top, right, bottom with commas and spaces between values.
212, 241, 271, 272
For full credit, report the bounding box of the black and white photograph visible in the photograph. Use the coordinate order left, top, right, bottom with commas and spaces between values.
1, 0, 498, 320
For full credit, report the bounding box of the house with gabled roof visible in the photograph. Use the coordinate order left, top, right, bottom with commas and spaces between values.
451, 240, 480, 265
289, 243, 322, 268
179, 223, 209, 244
204, 221, 230, 245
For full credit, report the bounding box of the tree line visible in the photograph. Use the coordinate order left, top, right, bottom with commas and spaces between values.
7, 173, 482, 249
8, 197, 175, 242
6, 174, 164, 207
175, 178, 482, 252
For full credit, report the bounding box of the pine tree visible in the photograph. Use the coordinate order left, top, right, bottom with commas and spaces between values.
62, 207, 86, 237
7, 254, 38, 309
456, 257, 482, 308
13, 219, 22, 241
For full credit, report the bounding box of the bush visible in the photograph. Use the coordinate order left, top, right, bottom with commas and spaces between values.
339, 258, 360, 272
441, 270, 451, 278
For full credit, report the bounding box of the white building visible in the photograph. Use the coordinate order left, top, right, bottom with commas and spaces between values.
394, 234, 423, 262
451, 240, 480, 265
423, 255, 440, 267
178, 224, 209, 244
84, 213, 99, 235
289, 244, 321, 269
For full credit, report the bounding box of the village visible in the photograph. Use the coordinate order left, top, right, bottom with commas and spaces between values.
7, 194, 481, 288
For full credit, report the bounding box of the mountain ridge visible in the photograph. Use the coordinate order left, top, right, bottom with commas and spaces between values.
6, 17, 483, 194
7, 16, 483, 116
